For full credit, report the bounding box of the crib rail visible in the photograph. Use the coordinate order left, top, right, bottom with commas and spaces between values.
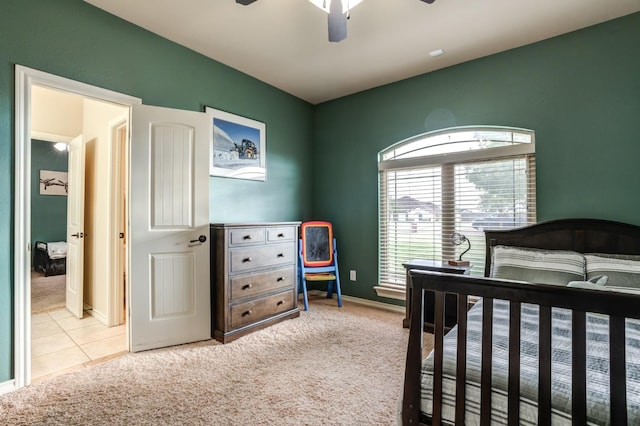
402, 270, 640, 426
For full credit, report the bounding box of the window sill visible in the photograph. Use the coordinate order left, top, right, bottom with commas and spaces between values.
373, 285, 406, 301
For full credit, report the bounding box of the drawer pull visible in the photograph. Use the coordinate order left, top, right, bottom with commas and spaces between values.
242, 310, 252, 317
277, 233, 285, 238
277, 253, 285, 258
277, 277, 284, 282
277, 300, 284, 306
243, 257, 252, 263
243, 235, 252, 240
242, 284, 253, 290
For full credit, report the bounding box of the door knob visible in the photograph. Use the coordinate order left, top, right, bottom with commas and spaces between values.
71, 232, 84, 238
189, 235, 207, 244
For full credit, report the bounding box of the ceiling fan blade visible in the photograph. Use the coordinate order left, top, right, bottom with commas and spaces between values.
236, 0, 258, 5
328, 1, 347, 42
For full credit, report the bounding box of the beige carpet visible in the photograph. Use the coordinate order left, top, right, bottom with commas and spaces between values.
31, 272, 66, 314
1, 296, 434, 425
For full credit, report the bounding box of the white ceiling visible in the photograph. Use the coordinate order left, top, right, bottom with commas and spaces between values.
84, 0, 640, 105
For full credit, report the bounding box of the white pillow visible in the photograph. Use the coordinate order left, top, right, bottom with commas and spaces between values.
585, 254, 640, 289
492, 245, 585, 285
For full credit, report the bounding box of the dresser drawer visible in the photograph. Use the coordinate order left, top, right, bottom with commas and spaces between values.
229, 227, 266, 246
230, 266, 295, 301
230, 244, 296, 273
267, 226, 297, 243
230, 290, 296, 329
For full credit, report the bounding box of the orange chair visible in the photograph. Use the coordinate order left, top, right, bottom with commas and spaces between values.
298, 221, 343, 311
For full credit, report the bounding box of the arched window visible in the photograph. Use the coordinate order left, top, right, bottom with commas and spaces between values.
376, 126, 536, 299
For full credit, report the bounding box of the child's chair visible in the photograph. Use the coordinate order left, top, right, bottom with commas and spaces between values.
298, 221, 343, 311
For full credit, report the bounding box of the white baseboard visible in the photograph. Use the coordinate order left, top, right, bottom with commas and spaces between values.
0, 379, 17, 395
307, 290, 404, 314
89, 308, 108, 326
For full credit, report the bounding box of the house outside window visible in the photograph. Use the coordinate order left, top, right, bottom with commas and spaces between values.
375, 126, 536, 300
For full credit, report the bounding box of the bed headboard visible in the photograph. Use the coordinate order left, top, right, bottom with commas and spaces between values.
483, 218, 640, 277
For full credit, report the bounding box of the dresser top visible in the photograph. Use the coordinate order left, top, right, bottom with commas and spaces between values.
211, 222, 301, 228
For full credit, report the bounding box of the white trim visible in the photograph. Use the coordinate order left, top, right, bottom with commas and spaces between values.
0, 379, 17, 395
107, 117, 128, 328
14, 65, 141, 390
14, 66, 31, 390
378, 143, 535, 171
309, 290, 405, 314
90, 308, 108, 326
378, 125, 535, 171
31, 131, 74, 144
341, 293, 405, 313
373, 285, 406, 301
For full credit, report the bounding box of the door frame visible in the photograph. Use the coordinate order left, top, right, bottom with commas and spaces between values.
108, 117, 128, 327
13, 65, 141, 389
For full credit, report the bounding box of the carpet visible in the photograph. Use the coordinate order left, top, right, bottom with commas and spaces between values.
31, 272, 66, 314
1, 296, 434, 425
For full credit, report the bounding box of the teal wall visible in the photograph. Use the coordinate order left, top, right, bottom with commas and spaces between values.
31, 140, 69, 254
1, 0, 638, 384
0, 0, 313, 382
312, 13, 640, 303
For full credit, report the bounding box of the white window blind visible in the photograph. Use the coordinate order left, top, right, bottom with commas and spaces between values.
377, 127, 536, 294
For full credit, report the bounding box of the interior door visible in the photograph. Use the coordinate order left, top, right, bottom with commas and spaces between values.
66, 134, 85, 318
129, 104, 211, 352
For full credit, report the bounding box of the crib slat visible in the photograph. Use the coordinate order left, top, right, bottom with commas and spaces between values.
538, 305, 552, 425
571, 310, 586, 425
480, 298, 493, 426
508, 301, 521, 426
402, 284, 424, 426
432, 290, 445, 425
455, 294, 468, 425
610, 315, 626, 425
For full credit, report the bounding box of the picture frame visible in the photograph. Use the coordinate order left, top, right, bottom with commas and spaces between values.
39, 170, 68, 196
205, 106, 266, 181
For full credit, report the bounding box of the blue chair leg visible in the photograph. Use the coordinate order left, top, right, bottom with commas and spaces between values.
301, 277, 309, 311
327, 280, 334, 299
335, 275, 343, 308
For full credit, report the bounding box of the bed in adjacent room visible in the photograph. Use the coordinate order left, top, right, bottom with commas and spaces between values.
33, 240, 67, 276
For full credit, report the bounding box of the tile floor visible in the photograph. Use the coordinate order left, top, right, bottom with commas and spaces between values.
31, 308, 127, 381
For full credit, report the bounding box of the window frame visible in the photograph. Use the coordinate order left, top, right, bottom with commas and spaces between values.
376, 126, 536, 299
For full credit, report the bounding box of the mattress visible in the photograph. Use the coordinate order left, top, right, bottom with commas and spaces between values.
420, 299, 640, 425
39, 241, 68, 259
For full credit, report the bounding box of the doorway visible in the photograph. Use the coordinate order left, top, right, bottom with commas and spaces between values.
14, 66, 141, 388
14, 65, 212, 391
30, 86, 130, 379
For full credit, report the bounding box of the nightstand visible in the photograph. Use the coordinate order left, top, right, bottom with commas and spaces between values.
402, 259, 472, 331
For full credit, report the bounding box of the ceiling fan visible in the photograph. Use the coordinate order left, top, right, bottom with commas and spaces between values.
236, 0, 436, 43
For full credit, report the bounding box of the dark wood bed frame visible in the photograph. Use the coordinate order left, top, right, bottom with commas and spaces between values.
401, 218, 640, 425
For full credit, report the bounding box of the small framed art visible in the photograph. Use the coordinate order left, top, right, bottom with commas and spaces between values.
205, 106, 266, 181
39, 170, 68, 196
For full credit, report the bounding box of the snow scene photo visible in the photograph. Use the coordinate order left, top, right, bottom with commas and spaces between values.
211, 116, 266, 181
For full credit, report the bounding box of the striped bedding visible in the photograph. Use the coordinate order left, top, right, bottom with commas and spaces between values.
420, 299, 640, 425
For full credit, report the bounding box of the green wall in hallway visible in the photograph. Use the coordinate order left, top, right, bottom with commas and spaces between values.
311, 13, 640, 303
31, 140, 69, 255
0, 0, 313, 382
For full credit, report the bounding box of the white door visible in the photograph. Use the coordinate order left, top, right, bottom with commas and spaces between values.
66, 134, 85, 318
129, 104, 211, 352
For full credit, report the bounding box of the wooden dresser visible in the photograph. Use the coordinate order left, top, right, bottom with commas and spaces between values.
210, 222, 301, 343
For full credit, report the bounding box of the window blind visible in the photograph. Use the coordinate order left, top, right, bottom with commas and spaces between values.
378, 127, 536, 292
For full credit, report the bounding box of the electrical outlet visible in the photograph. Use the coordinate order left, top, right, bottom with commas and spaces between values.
350, 270, 357, 281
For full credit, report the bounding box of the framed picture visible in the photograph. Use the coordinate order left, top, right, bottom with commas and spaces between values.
39, 170, 68, 196
205, 106, 266, 181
